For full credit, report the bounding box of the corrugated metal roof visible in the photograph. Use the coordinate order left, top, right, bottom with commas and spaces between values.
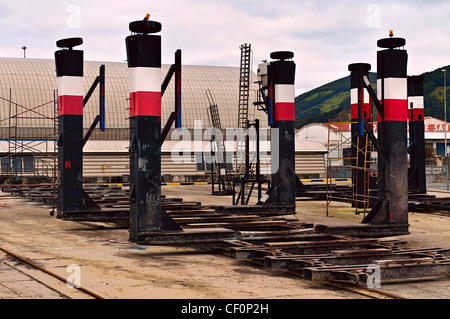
0, 58, 266, 135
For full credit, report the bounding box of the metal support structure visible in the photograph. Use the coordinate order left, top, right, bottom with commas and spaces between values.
161, 49, 182, 144
126, 19, 181, 241
407, 75, 427, 194
348, 63, 377, 209
257, 51, 296, 208
320, 33, 410, 237
82, 64, 106, 146
232, 119, 270, 205
362, 34, 409, 226
55, 37, 99, 215
206, 89, 233, 195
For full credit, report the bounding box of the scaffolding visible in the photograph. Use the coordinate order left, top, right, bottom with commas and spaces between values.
325, 121, 378, 217
0, 89, 58, 195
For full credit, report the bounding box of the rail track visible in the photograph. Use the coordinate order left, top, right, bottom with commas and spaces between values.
0, 246, 105, 299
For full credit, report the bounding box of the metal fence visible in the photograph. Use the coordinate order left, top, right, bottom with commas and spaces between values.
426, 165, 450, 191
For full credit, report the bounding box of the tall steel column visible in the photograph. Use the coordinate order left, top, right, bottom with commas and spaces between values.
363, 35, 408, 225
55, 37, 84, 214
348, 63, 374, 208
126, 20, 163, 241
408, 75, 427, 194
269, 51, 296, 206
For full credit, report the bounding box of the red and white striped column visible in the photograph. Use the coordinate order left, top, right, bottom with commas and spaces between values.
377, 77, 408, 123
54, 38, 84, 214
274, 83, 295, 121
269, 51, 296, 207
365, 35, 408, 225
126, 20, 164, 241
129, 65, 161, 117
57, 75, 84, 116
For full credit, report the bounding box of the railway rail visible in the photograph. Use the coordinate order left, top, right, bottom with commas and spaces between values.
0, 246, 105, 299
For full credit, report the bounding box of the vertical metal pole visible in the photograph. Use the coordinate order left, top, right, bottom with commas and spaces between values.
126, 20, 163, 241
54, 38, 84, 215
99, 64, 106, 131
175, 49, 182, 129
447, 165, 449, 191
407, 75, 426, 194
444, 69, 447, 159
255, 119, 261, 201
245, 120, 250, 180
8, 88, 12, 173
443, 69, 448, 190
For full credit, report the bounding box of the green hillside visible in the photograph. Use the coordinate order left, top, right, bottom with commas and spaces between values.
422, 65, 450, 120
294, 66, 450, 129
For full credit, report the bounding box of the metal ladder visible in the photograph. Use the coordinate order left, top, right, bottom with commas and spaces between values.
206, 89, 232, 192
235, 43, 252, 176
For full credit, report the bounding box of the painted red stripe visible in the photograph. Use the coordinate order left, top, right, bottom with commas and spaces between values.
409, 108, 424, 122
58, 95, 83, 116
351, 103, 372, 120
380, 99, 407, 122
130, 91, 161, 117
275, 102, 295, 121
351, 104, 358, 119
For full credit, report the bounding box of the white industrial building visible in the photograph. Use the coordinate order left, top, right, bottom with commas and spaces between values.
296, 116, 450, 167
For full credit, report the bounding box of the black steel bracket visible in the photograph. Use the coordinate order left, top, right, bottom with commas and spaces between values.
82, 64, 105, 147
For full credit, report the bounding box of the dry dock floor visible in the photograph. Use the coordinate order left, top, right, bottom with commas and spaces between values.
0, 184, 449, 299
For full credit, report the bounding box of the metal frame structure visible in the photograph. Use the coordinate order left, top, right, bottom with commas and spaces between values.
54, 37, 106, 217
126, 19, 182, 241
348, 63, 378, 210
254, 51, 296, 211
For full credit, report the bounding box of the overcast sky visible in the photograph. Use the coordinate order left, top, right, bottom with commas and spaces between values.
1, 0, 450, 95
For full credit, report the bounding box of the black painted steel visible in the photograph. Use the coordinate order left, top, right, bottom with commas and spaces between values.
348, 63, 377, 209
270, 59, 296, 207
408, 75, 427, 194
363, 41, 409, 225
126, 21, 181, 241
57, 114, 84, 213
55, 45, 84, 214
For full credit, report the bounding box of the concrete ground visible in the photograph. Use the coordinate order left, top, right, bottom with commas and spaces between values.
0, 184, 449, 299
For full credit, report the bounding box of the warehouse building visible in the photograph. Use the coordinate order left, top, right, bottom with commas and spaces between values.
0, 57, 326, 182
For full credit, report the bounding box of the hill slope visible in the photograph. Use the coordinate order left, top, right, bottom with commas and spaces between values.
294, 66, 450, 129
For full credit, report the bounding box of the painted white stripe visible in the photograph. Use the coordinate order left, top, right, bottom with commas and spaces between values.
350, 88, 370, 104
377, 78, 407, 100
408, 96, 424, 109
57, 76, 84, 96
275, 84, 294, 103
129, 67, 161, 93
